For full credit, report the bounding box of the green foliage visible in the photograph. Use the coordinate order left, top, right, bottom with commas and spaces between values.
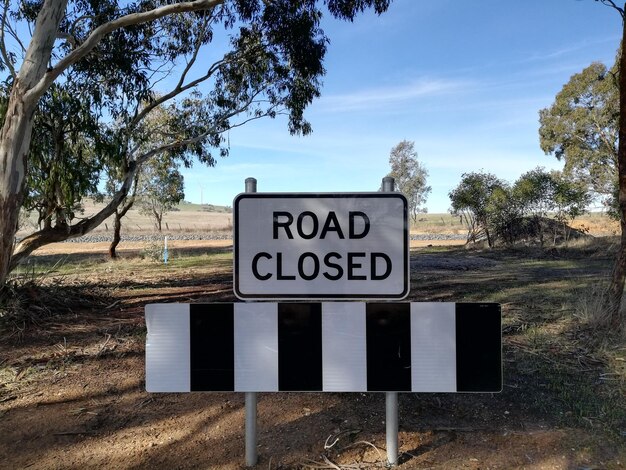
13, 0, 394, 188
513, 168, 557, 218
387, 140, 431, 223
449, 168, 591, 247
552, 171, 592, 241
2, 0, 394, 272
137, 154, 185, 231
485, 184, 522, 245
512, 168, 558, 246
22, 81, 115, 230
539, 59, 618, 210
139, 241, 165, 262
449, 171, 506, 247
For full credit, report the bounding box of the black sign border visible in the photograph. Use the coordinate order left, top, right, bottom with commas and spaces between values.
233, 193, 410, 300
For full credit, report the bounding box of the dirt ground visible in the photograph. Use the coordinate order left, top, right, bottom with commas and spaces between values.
1, 239, 625, 469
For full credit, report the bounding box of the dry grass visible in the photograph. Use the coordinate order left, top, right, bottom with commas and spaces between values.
573, 282, 612, 325
1, 237, 625, 470
31, 238, 233, 256
18, 198, 619, 239
569, 212, 620, 236
17, 200, 233, 237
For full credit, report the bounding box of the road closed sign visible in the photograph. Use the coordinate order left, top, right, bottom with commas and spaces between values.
233, 193, 409, 299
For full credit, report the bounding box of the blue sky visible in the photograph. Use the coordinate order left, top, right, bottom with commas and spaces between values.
180, 0, 622, 213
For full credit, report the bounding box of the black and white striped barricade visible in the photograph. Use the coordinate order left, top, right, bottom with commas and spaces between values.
145, 302, 501, 393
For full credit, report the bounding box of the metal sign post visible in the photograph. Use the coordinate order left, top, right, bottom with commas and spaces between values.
244, 177, 258, 468
382, 176, 399, 467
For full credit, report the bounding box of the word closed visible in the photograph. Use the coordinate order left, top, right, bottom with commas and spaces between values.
234, 194, 409, 299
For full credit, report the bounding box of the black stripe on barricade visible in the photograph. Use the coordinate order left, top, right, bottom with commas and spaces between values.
190, 304, 235, 391
366, 303, 411, 392
277, 303, 323, 391
455, 303, 502, 392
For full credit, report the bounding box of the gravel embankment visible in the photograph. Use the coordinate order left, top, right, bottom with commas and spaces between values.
53, 232, 467, 243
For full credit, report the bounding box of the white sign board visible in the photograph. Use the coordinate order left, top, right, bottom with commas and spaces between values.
233, 193, 409, 299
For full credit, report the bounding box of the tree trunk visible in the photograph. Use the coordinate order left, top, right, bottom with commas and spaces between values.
109, 192, 136, 259
109, 212, 122, 259
153, 208, 162, 232
608, 7, 626, 331
0, 0, 68, 286
484, 223, 493, 248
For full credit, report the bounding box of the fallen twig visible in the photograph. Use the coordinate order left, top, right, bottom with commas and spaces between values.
322, 455, 341, 470
324, 429, 361, 449
53, 430, 96, 436
97, 334, 112, 356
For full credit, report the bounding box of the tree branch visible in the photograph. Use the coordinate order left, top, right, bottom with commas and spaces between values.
134, 90, 273, 167
56, 30, 78, 49
10, 160, 139, 268
172, 12, 214, 91
0, 0, 16, 79
129, 53, 231, 129
597, 0, 625, 18
25, 0, 225, 103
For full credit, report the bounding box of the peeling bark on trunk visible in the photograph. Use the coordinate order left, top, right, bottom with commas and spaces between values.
0, 0, 68, 286
608, 7, 626, 331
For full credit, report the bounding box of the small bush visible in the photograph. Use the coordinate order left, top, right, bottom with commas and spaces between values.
139, 241, 164, 262
574, 281, 613, 329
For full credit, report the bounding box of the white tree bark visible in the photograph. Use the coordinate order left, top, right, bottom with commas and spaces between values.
0, 0, 68, 285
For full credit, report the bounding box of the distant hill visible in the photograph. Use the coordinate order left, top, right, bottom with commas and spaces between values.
178, 201, 232, 213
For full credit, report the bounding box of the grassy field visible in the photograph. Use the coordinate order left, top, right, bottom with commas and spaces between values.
17, 199, 620, 238
16, 200, 235, 237
412, 211, 619, 236
1, 235, 625, 468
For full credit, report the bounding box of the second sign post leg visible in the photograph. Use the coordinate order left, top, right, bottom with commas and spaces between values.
386, 391, 399, 466
382, 176, 399, 467
245, 391, 257, 466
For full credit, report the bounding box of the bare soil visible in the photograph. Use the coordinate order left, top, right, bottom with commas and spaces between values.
1, 239, 625, 469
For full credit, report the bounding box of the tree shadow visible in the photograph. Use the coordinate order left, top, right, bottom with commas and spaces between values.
1, 242, 623, 468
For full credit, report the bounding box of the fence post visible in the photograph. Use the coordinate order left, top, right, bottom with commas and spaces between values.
382, 176, 399, 467
244, 177, 258, 467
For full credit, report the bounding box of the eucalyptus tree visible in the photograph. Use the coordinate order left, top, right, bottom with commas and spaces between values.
387, 140, 431, 223
0, 0, 392, 285
511, 167, 590, 246
512, 167, 558, 246
595, 0, 626, 330
137, 153, 185, 232
21, 79, 113, 232
539, 61, 618, 208
543, 0, 625, 329
551, 172, 591, 243
449, 171, 507, 247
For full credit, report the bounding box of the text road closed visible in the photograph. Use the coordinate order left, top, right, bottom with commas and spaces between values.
234, 193, 408, 299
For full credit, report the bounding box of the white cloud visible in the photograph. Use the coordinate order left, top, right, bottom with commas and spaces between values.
519, 35, 619, 64
315, 78, 468, 113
